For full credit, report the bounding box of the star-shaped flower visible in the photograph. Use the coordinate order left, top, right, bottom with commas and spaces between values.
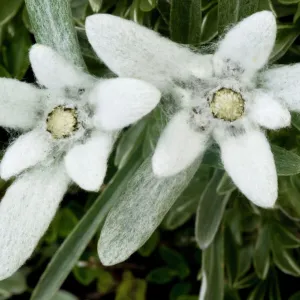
86, 11, 299, 208
0, 44, 160, 279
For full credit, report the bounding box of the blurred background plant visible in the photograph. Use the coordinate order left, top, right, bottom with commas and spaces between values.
2, 0, 300, 299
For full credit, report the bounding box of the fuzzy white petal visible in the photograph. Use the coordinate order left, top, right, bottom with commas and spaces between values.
99, 157, 200, 266
91, 78, 161, 131
0, 164, 70, 280
0, 78, 42, 130
1, 130, 53, 180
214, 11, 276, 78
249, 92, 291, 130
152, 111, 209, 177
215, 129, 277, 208
30, 44, 95, 89
85, 14, 213, 89
65, 132, 112, 191
262, 64, 300, 111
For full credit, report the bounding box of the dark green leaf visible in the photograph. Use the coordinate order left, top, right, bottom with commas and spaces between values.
196, 170, 231, 249
0, 271, 27, 297
218, 0, 238, 33
72, 266, 97, 286
138, 231, 160, 257
200, 5, 218, 44
0, 65, 11, 78
270, 25, 299, 63
278, 0, 299, 5
51, 290, 78, 300
292, 112, 300, 131
217, 173, 236, 195
170, 283, 192, 300
116, 271, 147, 300
97, 269, 115, 294
159, 246, 190, 279
200, 228, 224, 300
0, 0, 23, 25
289, 291, 300, 300
233, 273, 259, 289
56, 209, 78, 238
140, 0, 157, 12
253, 225, 271, 279
247, 282, 266, 300
146, 267, 177, 284
271, 223, 300, 248
163, 165, 210, 230
238, 0, 259, 20
170, 0, 202, 45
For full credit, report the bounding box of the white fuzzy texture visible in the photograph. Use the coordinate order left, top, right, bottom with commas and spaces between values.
30, 44, 94, 89
0, 164, 70, 280
214, 11, 276, 78
249, 92, 291, 129
152, 111, 209, 177
0, 130, 53, 180
91, 78, 161, 131
0, 78, 42, 130
99, 158, 201, 266
64, 131, 112, 191
262, 64, 300, 111
85, 14, 213, 89
216, 129, 277, 208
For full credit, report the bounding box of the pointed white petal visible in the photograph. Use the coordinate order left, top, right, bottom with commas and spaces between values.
214, 11, 276, 78
249, 92, 291, 129
1, 130, 53, 180
65, 132, 112, 191
85, 14, 213, 89
30, 44, 95, 89
99, 157, 200, 266
262, 64, 300, 111
91, 78, 161, 131
215, 129, 277, 208
0, 78, 42, 130
0, 164, 70, 280
152, 111, 209, 177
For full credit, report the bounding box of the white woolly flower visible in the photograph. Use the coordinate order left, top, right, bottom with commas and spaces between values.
85, 11, 300, 209
0, 44, 160, 279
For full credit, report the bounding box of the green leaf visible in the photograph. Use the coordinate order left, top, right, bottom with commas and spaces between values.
0, 271, 27, 298
294, 2, 300, 22
272, 245, 300, 276
271, 223, 300, 248
200, 5, 218, 44
278, 0, 299, 5
0, 65, 11, 78
73, 266, 97, 286
237, 246, 253, 279
89, 0, 103, 12
163, 165, 210, 230
116, 271, 147, 300
270, 25, 299, 63
115, 118, 148, 168
51, 290, 78, 300
97, 269, 115, 294
289, 291, 300, 300
3, 25, 31, 79
159, 246, 190, 279
0, 0, 23, 26
195, 170, 231, 249
247, 282, 266, 300
272, 145, 300, 176
170, 283, 192, 300
217, 173, 236, 195
146, 267, 177, 284
200, 228, 224, 300
25, 0, 86, 68
218, 0, 238, 33
30, 147, 144, 300
292, 112, 300, 131
140, 0, 157, 12
268, 269, 281, 300
56, 209, 78, 238
138, 231, 160, 257
99, 157, 201, 266
233, 273, 258, 290
224, 228, 239, 286
253, 225, 271, 279
170, 0, 202, 45
238, 0, 259, 20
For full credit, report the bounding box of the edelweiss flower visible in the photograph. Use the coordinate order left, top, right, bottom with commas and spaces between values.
86, 11, 300, 208
0, 45, 160, 279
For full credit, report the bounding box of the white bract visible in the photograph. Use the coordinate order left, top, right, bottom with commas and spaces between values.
86, 11, 300, 209
0, 44, 160, 279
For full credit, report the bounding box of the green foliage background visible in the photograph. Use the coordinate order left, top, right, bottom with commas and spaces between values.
1, 0, 300, 299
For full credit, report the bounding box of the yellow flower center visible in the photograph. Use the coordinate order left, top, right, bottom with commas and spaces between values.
210, 88, 245, 121
46, 106, 78, 139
